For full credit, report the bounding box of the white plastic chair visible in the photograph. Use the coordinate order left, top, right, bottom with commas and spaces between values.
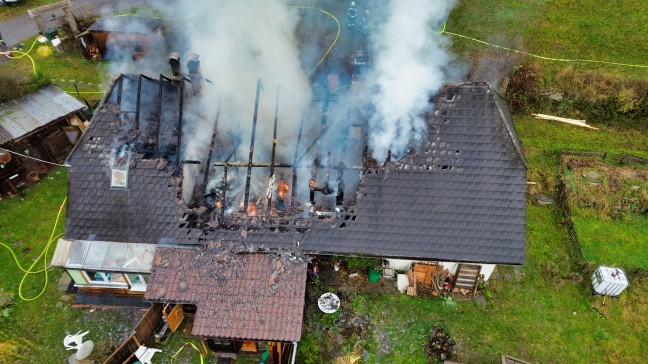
63, 330, 89, 350
135, 345, 163, 364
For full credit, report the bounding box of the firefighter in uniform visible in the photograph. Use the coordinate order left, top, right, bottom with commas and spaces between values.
348, 2, 358, 28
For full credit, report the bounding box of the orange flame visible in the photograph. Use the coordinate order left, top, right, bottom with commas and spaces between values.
247, 202, 257, 216
278, 179, 289, 200
214, 201, 222, 208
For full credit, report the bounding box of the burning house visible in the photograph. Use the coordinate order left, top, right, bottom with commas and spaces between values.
51, 69, 526, 361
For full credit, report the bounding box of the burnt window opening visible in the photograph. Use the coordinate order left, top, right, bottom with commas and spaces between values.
446, 93, 455, 101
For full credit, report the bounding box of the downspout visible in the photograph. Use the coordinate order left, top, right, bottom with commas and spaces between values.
291, 341, 298, 364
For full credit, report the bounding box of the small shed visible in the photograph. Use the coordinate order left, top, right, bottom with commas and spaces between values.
0, 86, 86, 197
87, 16, 165, 60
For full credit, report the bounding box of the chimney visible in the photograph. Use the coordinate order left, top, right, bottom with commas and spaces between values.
187, 53, 204, 96
168, 52, 181, 80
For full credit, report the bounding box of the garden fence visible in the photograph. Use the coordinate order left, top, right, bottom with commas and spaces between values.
556, 150, 648, 281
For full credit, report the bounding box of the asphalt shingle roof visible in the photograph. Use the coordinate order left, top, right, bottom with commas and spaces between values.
65, 77, 526, 265
302, 83, 527, 264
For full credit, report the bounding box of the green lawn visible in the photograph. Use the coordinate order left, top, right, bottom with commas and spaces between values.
573, 215, 648, 269
0, 0, 62, 21
449, 0, 648, 79
0, 169, 144, 363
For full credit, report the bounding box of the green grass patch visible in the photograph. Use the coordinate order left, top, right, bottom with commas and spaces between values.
573, 215, 648, 268
0, 0, 62, 21
449, 0, 648, 79
0, 169, 144, 363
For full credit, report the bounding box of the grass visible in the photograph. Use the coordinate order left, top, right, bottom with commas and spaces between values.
0, 169, 144, 363
1, 35, 107, 85
449, 0, 648, 79
0, 0, 62, 21
573, 215, 648, 268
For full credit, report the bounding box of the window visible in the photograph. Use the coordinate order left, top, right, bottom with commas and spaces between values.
126, 273, 149, 291
85, 270, 111, 283
82, 271, 128, 286
111, 168, 129, 188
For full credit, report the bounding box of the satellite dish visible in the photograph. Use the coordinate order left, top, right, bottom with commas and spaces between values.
0, 151, 11, 164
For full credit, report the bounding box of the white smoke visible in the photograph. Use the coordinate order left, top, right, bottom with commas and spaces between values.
174, 0, 312, 202
364, 0, 459, 161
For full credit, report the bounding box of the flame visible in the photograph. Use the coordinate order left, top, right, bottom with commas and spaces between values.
278, 179, 289, 200
247, 202, 257, 216
214, 201, 222, 208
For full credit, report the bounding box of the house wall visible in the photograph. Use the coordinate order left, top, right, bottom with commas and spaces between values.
67, 269, 149, 294
384, 259, 497, 281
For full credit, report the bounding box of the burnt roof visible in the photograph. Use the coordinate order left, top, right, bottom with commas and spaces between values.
65, 75, 204, 244
302, 83, 527, 264
144, 248, 307, 341
65, 77, 525, 265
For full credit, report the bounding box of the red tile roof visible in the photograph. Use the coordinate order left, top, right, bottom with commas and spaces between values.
144, 247, 307, 342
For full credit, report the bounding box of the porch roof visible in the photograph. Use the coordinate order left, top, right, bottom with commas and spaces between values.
144, 247, 307, 342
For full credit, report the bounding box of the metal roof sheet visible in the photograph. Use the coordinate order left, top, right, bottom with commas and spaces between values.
88, 16, 164, 34
0, 86, 85, 144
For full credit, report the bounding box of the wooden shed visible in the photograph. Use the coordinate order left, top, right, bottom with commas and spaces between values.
0, 86, 86, 197
87, 16, 166, 60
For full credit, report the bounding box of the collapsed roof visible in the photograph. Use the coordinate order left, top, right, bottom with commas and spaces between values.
65, 75, 526, 265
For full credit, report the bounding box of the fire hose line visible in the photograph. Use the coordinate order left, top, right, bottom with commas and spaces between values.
0, 197, 66, 301
436, 21, 648, 69
171, 341, 204, 364
1, 37, 41, 75
288, 6, 341, 76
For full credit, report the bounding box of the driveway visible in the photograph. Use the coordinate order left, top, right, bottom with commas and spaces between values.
0, 0, 147, 49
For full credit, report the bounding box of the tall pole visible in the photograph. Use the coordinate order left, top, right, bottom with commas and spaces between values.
176, 79, 184, 165
267, 87, 280, 215
243, 79, 262, 214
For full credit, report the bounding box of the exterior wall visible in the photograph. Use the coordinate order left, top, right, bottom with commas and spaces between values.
384, 259, 498, 281
67, 269, 149, 294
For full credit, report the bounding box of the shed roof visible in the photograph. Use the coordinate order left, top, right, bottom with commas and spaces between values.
0, 86, 85, 145
88, 16, 164, 34
145, 248, 307, 342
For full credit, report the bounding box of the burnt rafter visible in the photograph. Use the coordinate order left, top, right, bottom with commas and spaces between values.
243, 79, 262, 213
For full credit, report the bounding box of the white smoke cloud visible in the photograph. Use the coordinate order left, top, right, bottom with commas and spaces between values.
364, 0, 459, 161
173, 0, 312, 202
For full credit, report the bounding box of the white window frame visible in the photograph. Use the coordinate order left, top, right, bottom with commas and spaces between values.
125, 273, 148, 292
81, 270, 128, 287
110, 168, 129, 189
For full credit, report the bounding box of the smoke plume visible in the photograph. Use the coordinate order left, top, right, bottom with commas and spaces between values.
172, 0, 312, 202
364, 0, 460, 160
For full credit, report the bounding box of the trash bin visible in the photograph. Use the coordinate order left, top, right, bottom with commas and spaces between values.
45, 28, 58, 41
368, 267, 382, 283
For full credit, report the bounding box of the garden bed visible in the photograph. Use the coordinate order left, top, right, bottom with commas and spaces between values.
562, 156, 648, 268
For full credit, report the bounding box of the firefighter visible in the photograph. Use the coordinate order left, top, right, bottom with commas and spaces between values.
359, 10, 369, 35
348, 2, 357, 28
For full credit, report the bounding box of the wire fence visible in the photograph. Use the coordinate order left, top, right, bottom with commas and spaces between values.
556, 150, 648, 281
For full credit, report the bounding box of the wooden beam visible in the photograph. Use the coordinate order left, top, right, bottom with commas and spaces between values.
532, 113, 599, 130
27, 0, 72, 18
